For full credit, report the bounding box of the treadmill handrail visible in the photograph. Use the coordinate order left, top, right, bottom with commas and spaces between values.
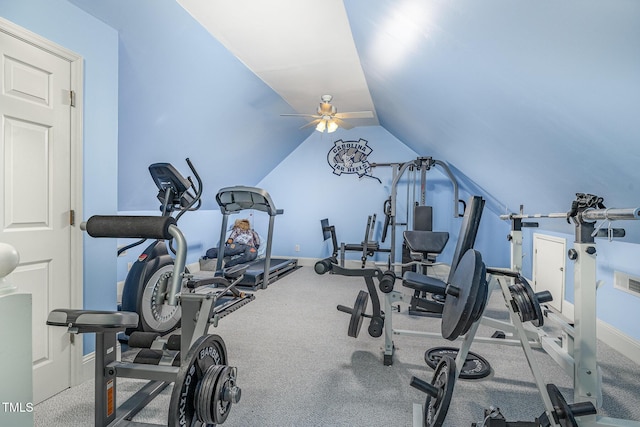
215, 186, 282, 217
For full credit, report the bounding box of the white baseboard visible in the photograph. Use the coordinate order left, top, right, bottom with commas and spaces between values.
561, 300, 640, 363
597, 320, 640, 363
288, 257, 316, 267
81, 352, 94, 383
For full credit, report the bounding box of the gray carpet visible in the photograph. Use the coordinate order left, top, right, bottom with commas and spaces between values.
34, 266, 640, 426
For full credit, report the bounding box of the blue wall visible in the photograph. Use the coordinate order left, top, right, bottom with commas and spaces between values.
114, 126, 510, 282
521, 227, 640, 341
0, 0, 120, 354
4, 0, 637, 356
255, 125, 509, 268
67, 0, 308, 212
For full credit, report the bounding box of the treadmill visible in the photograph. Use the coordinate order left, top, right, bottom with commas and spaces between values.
214, 186, 298, 290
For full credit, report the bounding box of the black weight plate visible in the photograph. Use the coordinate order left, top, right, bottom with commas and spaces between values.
424, 346, 491, 380
441, 250, 484, 341
195, 365, 235, 425
518, 276, 544, 327
509, 283, 530, 322
211, 366, 235, 424
168, 334, 227, 427
424, 355, 456, 427
547, 384, 578, 427
195, 365, 224, 425
349, 290, 369, 338
467, 263, 488, 329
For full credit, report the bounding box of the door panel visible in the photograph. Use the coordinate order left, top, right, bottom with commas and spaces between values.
1, 28, 72, 404
533, 233, 566, 313
4, 117, 51, 228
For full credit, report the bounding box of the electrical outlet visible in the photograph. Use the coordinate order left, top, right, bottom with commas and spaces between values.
295, 244, 300, 252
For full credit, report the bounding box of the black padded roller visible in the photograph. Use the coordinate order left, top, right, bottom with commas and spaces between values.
85, 215, 176, 239
128, 331, 160, 348
133, 349, 163, 365
314, 257, 335, 275
166, 334, 181, 351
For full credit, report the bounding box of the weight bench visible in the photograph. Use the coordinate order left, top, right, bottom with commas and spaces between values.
46, 215, 241, 427
46, 309, 166, 426
402, 195, 485, 317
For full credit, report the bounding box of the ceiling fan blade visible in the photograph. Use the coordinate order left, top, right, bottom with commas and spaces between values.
281, 113, 321, 118
334, 111, 374, 119
300, 119, 322, 130
333, 118, 354, 130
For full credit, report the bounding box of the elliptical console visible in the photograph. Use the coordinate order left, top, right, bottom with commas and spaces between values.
120, 158, 202, 335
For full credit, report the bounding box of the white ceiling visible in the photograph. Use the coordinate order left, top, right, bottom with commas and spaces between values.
176, 0, 378, 128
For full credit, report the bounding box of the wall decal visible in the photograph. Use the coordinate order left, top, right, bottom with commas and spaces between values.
327, 138, 379, 182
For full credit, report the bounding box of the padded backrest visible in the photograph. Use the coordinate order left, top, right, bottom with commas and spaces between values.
414, 205, 433, 231
321, 218, 331, 241
320, 218, 339, 257
446, 196, 485, 283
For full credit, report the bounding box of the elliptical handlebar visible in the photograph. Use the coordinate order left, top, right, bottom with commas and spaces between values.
117, 158, 203, 257
174, 157, 203, 222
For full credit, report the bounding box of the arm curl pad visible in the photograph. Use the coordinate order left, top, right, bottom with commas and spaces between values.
85, 215, 177, 240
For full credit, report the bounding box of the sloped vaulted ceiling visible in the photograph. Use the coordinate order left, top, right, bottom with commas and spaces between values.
176, 0, 378, 129
178, 0, 640, 240
344, 0, 640, 222
70, 0, 640, 239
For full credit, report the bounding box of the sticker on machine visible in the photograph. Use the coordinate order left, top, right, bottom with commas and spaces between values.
327, 139, 379, 182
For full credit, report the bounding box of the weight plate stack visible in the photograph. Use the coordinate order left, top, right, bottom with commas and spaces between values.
424, 347, 491, 380
168, 334, 233, 427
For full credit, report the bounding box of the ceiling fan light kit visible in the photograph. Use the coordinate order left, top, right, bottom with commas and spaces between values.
317, 119, 339, 133
281, 94, 374, 133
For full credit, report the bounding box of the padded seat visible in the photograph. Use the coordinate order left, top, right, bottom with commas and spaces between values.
343, 241, 380, 252
47, 309, 139, 333
402, 271, 447, 295
403, 230, 449, 255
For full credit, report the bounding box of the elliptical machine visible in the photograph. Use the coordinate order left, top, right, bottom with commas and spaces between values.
120, 158, 202, 336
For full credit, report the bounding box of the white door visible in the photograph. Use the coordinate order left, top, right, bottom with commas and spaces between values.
533, 233, 566, 313
0, 24, 76, 403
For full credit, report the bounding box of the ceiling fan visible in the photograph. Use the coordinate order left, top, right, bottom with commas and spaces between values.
281, 95, 374, 133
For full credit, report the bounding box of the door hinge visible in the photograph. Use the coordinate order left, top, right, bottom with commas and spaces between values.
70, 90, 76, 107
70, 209, 75, 226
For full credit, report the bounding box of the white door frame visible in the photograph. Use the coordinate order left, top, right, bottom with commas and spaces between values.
0, 17, 84, 387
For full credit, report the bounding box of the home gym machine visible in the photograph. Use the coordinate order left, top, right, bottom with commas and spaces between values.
317, 195, 487, 368
120, 158, 202, 335
212, 186, 298, 290
369, 156, 464, 269
470, 193, 640, 427
47, 215, 247, 427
